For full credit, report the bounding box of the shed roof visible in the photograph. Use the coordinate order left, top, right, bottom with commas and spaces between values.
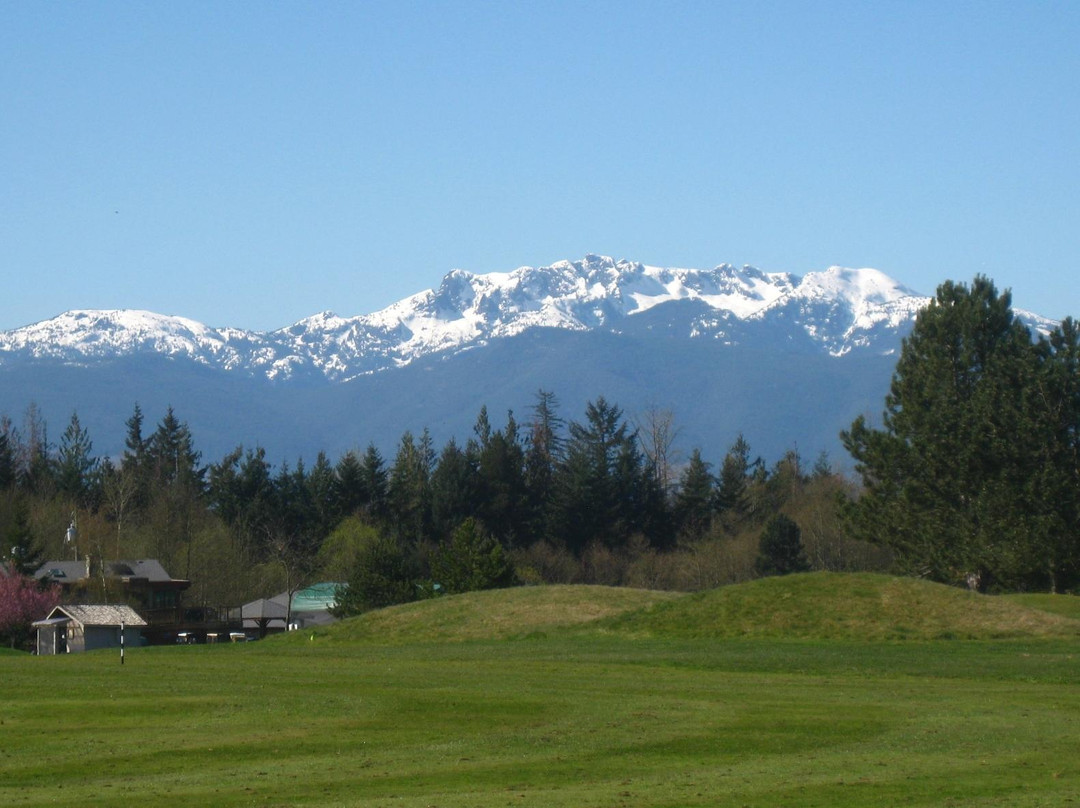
37, 604, 147, 627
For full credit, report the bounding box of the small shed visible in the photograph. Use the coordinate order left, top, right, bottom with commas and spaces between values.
33, 604, 147, 655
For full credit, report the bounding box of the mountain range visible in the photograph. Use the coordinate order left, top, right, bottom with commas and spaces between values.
0, 255, 1044, 469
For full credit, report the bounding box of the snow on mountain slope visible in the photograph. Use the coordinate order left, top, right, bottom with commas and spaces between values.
0, 256, 933, 381
750, 266, 928, 355
0, 310, 271, 369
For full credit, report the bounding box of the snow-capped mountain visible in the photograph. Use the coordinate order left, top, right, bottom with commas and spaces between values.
1, 255, 1057, 465
0, 256, 932, 382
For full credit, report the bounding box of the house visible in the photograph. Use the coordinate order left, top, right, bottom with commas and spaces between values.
33, 559, 236, 644
34, 558, 191, 622
33, 604, 146, 655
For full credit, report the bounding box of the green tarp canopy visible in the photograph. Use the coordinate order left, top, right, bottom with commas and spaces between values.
291, 582, 343, 612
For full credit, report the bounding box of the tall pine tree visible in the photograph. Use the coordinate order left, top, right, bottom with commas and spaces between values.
842, 276, 1046, 588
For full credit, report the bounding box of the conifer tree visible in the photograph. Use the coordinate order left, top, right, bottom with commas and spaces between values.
1026, 318, 1080, 590
714, 433, 761, 528
3, 495, 41, 576
430, 517, 515, 594
754, 514, 810, 577
475, 412, 528, 547
674, 448, 715, 541
207, 446, 273, 555
123, 404, 148, 473
334, 450, 367, 518
55, 412, 98, 505
388, 431, 433, 545
551, 397, 664, 552
361, 443, 389, 520
333, 534, 416, 615
18, 404, 52, 495
306, 451, 339, 538
524, 390, 563, 541
147, 407, 204, 493
0, 420, 17, 491
842, 276, 1044, 587
430, 438, 479, 539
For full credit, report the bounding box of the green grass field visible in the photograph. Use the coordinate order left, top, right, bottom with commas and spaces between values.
3, 573, 1080, 807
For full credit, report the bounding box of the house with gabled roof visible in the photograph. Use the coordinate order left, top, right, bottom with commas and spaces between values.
29, 558, 241, 644
33, 604, 146, 655
34, 558, 191, 622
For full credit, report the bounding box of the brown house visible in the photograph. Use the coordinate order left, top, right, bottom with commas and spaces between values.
34, 558, 191, 622
31, 559, 220, 643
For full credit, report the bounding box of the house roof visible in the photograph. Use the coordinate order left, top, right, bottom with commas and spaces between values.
34, 561, 88, 581
106, 559, 174, 581
35, 604, 147, 627
35, 559, 187, 585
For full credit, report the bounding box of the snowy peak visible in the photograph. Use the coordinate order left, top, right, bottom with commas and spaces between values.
749, 266, 929, 355
415, 255, 800, 328
0, 309, 268, 366
0, 256, 934, 380
800, 266, 915, 301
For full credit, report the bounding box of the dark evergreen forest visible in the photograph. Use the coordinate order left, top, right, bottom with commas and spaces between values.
0, 389, 882, 616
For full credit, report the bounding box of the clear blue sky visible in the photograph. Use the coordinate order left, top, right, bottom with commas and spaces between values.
2, 1, 1078, 331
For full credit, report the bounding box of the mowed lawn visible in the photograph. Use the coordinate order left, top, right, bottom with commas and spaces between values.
2, 578, 1080, 807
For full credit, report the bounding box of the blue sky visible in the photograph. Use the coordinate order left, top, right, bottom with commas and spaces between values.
2, 1, 1078, 331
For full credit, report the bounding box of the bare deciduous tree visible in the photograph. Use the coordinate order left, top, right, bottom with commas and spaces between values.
635, 405, 681, 496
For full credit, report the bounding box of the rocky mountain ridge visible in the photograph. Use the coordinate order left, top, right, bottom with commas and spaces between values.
0, 255, 933, 382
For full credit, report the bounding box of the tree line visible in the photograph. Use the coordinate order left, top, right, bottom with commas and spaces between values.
0, 390, 877, 620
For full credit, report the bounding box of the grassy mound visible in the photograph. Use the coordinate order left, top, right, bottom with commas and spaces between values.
294, 573, 1080, 646
297, 584, 680, 644
1003, 592, 1080, 621
600, 572, 1080, 640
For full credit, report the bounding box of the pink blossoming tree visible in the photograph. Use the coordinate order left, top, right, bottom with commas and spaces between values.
0, 564, 62, 650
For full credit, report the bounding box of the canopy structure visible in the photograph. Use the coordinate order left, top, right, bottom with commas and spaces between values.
240, 598, 289, 621
233, 583, 343, 637
291, 582, 341, 613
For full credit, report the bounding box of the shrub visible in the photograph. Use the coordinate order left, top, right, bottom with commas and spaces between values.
430, 518, 516, 594
755, 514, 810, 577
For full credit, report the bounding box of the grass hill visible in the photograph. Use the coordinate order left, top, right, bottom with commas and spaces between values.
291, 584, 681, 644
1003, 592, 1080, 621
8, 573, 1080, 807
601, 572, 1080, 640
293, 572, 1080, 645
